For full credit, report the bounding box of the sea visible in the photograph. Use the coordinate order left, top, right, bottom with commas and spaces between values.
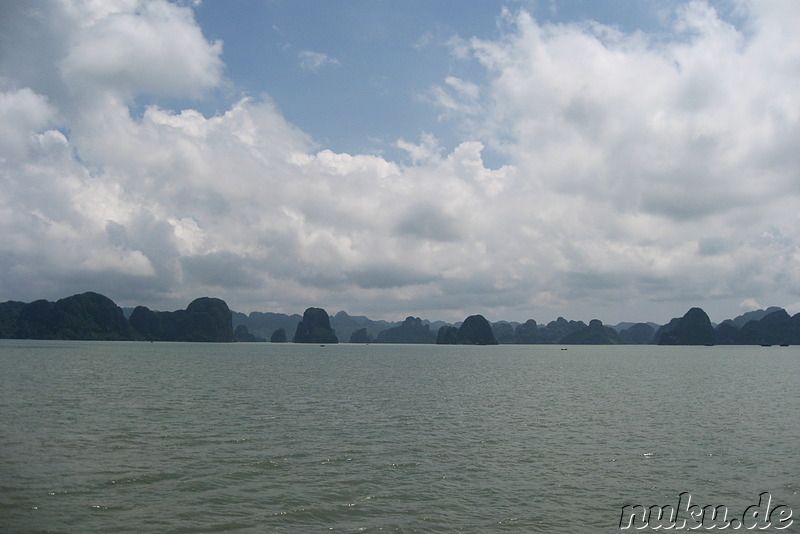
0, 340, 797, 533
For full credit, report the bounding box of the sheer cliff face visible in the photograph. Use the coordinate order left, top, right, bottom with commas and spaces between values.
129, 297, 234, 342
5, 294, 800, 346
293, 307, 338, 344
655, 307, 714, 345
457, 315, 499, 345
3, 292, 132, 340
438, 315, 498, 345
184, 297, 235, 342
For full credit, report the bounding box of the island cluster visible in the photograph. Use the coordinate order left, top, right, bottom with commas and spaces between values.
2, 292, 799, 346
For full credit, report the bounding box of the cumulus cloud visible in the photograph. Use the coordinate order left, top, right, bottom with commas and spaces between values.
0, 0, 799, 323
395, 203, 462, 243
59, 0, 223, 99
0, 89, 58, 159
426, 2, 800, 320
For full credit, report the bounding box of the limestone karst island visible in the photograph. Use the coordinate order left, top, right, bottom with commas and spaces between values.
2, 291, 799, 346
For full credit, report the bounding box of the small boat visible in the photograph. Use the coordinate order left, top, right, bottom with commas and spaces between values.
560, 347, 568, 351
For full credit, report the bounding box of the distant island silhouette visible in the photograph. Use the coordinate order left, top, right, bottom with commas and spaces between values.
1, 292, 797, 345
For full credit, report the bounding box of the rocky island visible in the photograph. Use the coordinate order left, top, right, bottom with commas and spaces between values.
3, 291, 800, 346
293, 307, 338, 344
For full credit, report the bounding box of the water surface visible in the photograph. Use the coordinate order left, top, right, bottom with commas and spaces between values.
1, 341, 797, 532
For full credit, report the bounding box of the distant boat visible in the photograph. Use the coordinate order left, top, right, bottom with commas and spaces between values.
761, 344, 772, 347
780, 344, 789, 347
560, 347, 568, 351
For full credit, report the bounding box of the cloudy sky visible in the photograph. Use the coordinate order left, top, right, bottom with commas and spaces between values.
1, 0, 799, 324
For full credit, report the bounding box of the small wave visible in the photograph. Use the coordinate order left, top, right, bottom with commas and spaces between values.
251, 460, 280, 469
107, 472, 180, 486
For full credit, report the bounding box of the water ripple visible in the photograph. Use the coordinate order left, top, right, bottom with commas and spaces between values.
1, 341, 798, 532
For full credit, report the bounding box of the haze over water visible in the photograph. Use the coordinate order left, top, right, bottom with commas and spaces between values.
1, 341, 798, 532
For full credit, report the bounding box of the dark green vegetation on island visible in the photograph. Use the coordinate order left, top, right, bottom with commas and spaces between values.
349, 328, 372, 344
234, 325, 266, 343
375, 317, 436, 344
2, 291, 800, 345
618, 323, 656, 344
270, 328, 288, 343
493, 317, 596, 345
437, 315, 498, 345
560, 319, 620, 345
129, 297, 234, 342
293, 307, 338, 344
1, 292, 132, 341
653, 307, 714, 345
0, 292, 233, 342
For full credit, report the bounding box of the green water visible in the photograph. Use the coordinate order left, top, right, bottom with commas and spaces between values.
1, 341, 798, 532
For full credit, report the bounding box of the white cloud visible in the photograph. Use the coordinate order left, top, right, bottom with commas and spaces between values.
298, 50, 340, 72
0, 1, 799, 324
739, 298, 761, 312
59, 0, 223, 99
429, 76, 483, 119
0, 89, 58, 159
395, 133, 443, 165
424, 2, 800, 320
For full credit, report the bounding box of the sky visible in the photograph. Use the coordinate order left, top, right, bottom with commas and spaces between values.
1, 0, 799, 325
